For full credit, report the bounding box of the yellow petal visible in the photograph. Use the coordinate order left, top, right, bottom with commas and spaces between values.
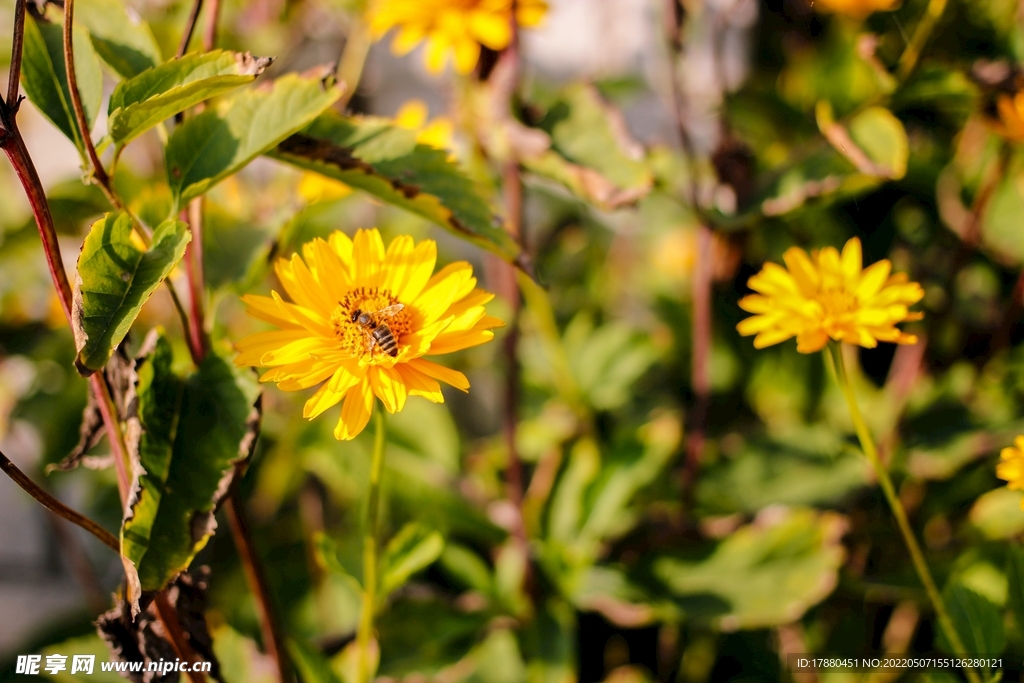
370, 365, 408, 413
840, 237, 862, 282
335, 379, 374, 440
235, 329, 310, 366
241, 294, 302, 329
395, 363, 444, 402
469, 10, 511, 49
353, 228, 386, 287
409, 357, 469, 391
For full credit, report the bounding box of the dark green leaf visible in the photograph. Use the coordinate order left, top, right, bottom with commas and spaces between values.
652, 508, 847, 630
380, 523, 444, 598
166, 73, 341, 209
1005, 545, 1024, 627
267, 113, 527, 269
20, 15, 103, 154
127, 342, 261, 595
76, 0, 162, 78
71, 212, 190, 374
937, 585, 1004, 658
288, 640, 343, 683
109, 50, 273, 153
377, 598, 489, 677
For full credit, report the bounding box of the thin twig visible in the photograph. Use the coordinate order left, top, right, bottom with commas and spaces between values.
177, 0, 205, 57
153, 592, 208, 683
7, 0, 26, 108
684, 225, 712, 494
896, 0, 948, 83
202, 0, 220, 51
62, 0, 112, 194
0, 448, 119, 551
185, 200, 209, 358
225, 485, 290, 683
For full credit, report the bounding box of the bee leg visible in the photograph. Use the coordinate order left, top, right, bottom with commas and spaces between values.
366, 336, 376, 356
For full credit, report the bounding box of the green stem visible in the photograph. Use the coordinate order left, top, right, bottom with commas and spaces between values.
828, 344, 981, 683
358, 408, 386, 683
335, 18, 371, 111
896, 0, 947, 83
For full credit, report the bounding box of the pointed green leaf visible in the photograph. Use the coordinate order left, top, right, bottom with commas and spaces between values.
380, 523, 445, 598
109, 50, 273, 152
76, 0, 162, 78
166, 73, 341, 209
72, 213, 190, 374
126, 341, 261, 594
652, 508, 847, 630
938, 585, 1004, 659
20, 15, 103, 153
267, 113, 527, 269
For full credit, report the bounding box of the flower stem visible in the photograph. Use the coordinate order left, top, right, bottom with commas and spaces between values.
358, 408, 386, 683
896, 0, 948, 83
828, 344, 981, 683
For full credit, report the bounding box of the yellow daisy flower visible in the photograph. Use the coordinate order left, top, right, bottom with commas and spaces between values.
368, 0, 548, 75
991, 92, 1024, 142
997, 436, 1024, 507
395, 100, 455, 151
812, 0, 900, 17
235, 228, 503, 440
737, 237, 924, 353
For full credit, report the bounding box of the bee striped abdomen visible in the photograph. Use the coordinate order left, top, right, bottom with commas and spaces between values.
372, 325, 399, 356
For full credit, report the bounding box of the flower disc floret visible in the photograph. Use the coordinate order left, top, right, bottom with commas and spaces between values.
737, 237, 924, 353
235, 228, 503, 440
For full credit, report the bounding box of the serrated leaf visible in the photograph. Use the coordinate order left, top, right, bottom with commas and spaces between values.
20, 15, 103, 154
652, 508, 847, 631
72, 213, 190, 375
125, 341, 261, 596
166, 74, 341, 209
937, 585, 1004, 659
380, 523, 445, 598
267, 113, 527, 268
109, 50, 273, 153
76, 0, 161, 78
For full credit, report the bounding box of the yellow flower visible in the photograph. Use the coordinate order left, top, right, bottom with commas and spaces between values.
369, 0, 548, 74
997, 436, 1024, 507
812, 0, 900, 17
395, 100, 455, 150
235, 228, 503, 440
737, 238, 924, 353
991, 92, 1024, 142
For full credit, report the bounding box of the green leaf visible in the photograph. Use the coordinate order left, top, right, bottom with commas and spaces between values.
125, 339, 261, 596
376, 598, 490, 677
40, 634, 125, 683
71, 213, 190, 374
267, 113, 527, 269
20, 15, 103, 154
76, 0, 161, 78
288, 640, 343, 683
652, 508, 847, 630
847, 106, 909, 180
1005, 545, 1024, 627
380, 523, 445, 598
969, 488, 1024, 540
524, 83, 652, 209
937, 585, 1004, 659
109, 50, 273, 153
166, 73, 341, 209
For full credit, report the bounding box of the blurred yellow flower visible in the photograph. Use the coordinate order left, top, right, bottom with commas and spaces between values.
369, 0, 547, 74
737, 237, 923, 353
235, 229, 503, 440
997, 436, 1024, 507
298, 173, 353, 204
812, 0, 900, 17
395, 100, 455, 150
992, 92, 1024, 142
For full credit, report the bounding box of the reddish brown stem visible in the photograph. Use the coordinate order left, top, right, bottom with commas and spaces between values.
185, 200, 208, 358
202, 0, 220, 51
225, 487, 290, 683
7, 0, 25, 108
62, 0, 111, 194
154, 592, 208, 683
684, 224, 712, 493
0, 448, 119, 550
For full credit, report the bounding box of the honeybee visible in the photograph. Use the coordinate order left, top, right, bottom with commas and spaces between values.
351, 304, 405, 357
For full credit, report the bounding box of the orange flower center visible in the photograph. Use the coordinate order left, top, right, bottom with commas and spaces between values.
330, 287, 413, 362
817, 288, 858, 319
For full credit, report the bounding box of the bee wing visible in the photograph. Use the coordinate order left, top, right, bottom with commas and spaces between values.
376, 304, 405, 317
